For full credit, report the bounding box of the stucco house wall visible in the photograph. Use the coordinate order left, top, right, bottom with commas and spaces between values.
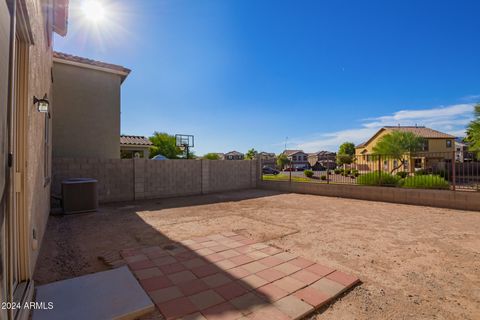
52, 62, 122, 159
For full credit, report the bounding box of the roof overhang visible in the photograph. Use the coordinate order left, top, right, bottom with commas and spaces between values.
53, 56, 130, 83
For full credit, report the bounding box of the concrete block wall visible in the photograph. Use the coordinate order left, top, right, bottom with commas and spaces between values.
258, 180, 480, 211
52, 158, 134, 202
207, 160, 257, 193
52, 158, 259, 203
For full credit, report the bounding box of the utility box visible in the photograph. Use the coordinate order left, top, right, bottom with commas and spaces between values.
61, 178, 98, 214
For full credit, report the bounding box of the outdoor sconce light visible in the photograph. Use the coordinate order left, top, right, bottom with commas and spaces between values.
33, 94, 49, 113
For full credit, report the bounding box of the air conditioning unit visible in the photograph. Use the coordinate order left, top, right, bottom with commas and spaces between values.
61, 178, 98, 214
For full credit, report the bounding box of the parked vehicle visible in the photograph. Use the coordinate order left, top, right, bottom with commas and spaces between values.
152, 154, 168, 160
283, 167, 295, 172
262, 167, 280, 175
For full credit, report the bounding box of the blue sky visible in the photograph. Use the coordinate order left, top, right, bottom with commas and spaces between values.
54, 0, 480, 155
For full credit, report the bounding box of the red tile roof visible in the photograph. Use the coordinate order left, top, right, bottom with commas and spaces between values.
53, 52, 131, 78
120, 135, 153, 146
383, 126, 455, 138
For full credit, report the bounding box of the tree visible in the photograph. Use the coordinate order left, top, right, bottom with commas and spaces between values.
336, 142, 356, 165
245, 148, 258, 160
276, 154, 290, 169
203, 153, 220, 160
465, 104, 480, 157
149, 132, 182, 159
372, 131, 425, 172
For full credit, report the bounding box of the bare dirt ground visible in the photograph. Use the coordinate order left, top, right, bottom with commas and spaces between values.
34, 189, 480, 320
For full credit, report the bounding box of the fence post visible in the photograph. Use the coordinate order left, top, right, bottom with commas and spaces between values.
452, 151, 456, 191
289, 162, 292, 183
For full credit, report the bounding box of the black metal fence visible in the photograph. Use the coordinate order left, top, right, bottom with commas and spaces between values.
261, 152, 480, 191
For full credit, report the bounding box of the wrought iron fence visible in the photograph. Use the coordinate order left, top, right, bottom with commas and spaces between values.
261, 152, 480, 191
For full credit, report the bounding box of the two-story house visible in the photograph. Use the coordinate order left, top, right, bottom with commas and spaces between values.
257, 152, 276, 168
282, 150, 309, 169
224, 151, 244, 160
308, 151, 336, 170
355, 126, 456, 173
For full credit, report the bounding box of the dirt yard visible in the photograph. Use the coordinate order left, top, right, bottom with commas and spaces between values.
34, 189, 480, 320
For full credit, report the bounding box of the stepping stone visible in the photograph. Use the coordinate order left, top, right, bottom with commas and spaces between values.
33, 266, 154, 320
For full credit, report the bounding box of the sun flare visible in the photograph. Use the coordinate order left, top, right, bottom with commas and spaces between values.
81, 1, 106, 23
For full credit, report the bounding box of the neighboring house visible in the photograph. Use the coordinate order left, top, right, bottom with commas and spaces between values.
52, 51, 131, 159
257, 152, 276, 168
0, 0, 69, 318
120, 135, 153, 159
282, 150, 309, 169
215, 153, 225, 160
224, 151, 244, 160
355, 126, 456, 172
308, 151, 336, 170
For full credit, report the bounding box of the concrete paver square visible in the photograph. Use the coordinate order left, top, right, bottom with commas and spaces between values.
189, 290, 225, 310
274, 295, 313, 319
203, 273, 233, 288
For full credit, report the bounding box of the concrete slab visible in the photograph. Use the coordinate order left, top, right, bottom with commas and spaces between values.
33, 266, 154, 320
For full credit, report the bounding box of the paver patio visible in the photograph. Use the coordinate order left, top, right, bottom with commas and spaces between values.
121, 232, 359, 320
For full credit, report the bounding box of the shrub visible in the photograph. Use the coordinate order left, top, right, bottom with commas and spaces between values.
304, 170, 314, 178
345, 169, 352, 175
357, 171, 400, 187
396, 171, 408, 178
334, 168, 341, 174
401, 175, 450, 190
320, 175, 327, 180
415, 169, 427, 175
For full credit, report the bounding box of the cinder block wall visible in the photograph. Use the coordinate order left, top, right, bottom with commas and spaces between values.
258, 180, 480, 211
52, 158, 259, 203
52, 158, 135, 202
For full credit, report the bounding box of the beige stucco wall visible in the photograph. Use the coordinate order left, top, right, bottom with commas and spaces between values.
52, 62, 121, 159
23, 0, 54, 277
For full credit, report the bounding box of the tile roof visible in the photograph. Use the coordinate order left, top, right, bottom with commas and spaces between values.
120, 135, 153, 146
224, 151, 244, 156
384, 126, 455, 138
53, 52, 131, 80
356, 126, 455, 148
282, 149, 305, 156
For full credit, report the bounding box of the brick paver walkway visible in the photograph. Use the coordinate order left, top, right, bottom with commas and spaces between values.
120, 232, 359, 320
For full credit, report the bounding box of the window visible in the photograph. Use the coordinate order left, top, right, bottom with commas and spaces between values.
414, 158, 422, 169
421, 140, 429, 151
303, 155, 307, 161
446, 140, 452, 148
292, 155, 297, 161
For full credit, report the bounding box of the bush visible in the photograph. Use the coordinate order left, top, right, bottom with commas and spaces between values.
396, 171, 408, 178
334, 168, 342, 174
344, 169, 352, 175
401, 175, 450, 190
304, 170, 314, 178
320, 175, 327, 180
357, 171, 400, 186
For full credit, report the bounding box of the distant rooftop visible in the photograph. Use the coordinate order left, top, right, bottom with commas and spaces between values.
356, 126, 455, 148
120, 135, 153, 146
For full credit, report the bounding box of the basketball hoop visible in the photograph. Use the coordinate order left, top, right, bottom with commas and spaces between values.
175, 134, 194, 158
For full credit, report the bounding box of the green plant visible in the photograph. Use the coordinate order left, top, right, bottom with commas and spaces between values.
304, 170, 314, 178
320, 175, 327, 180
415, 169, 427, 175
401, 175, 450, 190
396, 171, 408, 178
334, 168, 341, 174
357, 171, 400, 186
372, 131, 425, 173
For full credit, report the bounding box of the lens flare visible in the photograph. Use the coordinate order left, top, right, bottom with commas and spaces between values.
81, 1, 106, 23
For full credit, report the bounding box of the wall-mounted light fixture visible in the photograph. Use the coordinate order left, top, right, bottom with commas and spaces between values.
33, 94, 49, 113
